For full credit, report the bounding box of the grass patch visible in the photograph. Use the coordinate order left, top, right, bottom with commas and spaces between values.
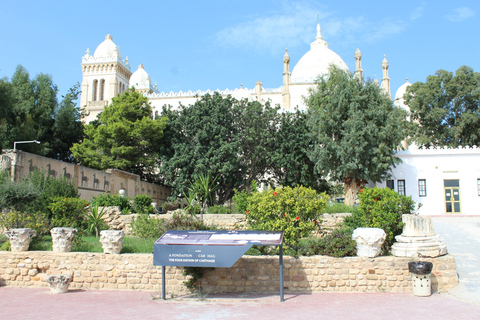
0, 234, 156, 254
324, 203, 357, 214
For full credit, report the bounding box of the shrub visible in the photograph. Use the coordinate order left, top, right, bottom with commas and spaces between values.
299, 227, 357, 257
0, 210, 50, 241
28, 170, 79, 215
130, 214, 166, 239
324, 203, 358, 214
91, 192, 131, 213
133, 194, 154, 214
206, 205, 232, 214
85, 205, 108, 237
232, 181, 258, 214
343, 187, 416, 253
48, 197, 89, 231
245, 186, 328, 250
0, 178, 41, 212
131, 212, 215, 240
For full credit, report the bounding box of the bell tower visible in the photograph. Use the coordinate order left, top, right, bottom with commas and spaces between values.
80, 34, 132, 123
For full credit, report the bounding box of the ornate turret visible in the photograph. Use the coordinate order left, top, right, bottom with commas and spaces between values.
354, 48, 363, 81
282, 49, 291, 109
381, 55, 391, 98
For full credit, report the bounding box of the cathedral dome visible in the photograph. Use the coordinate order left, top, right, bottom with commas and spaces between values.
394, 79, 412, 112
291, 24, 348, 83
395, 79, 411, 101
130, 64, 152, 89
94, 34, 121, 59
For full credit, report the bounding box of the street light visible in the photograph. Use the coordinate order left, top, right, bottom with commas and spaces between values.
13, 140, 41, 150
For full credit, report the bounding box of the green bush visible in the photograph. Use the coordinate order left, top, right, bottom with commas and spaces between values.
232, 181, 258, 213
133, 194, 154, 214
343, 187, 416, 253
245, 186, 328, 250
0, 178, 41, 212
206, 205, 232, 214
0, 210, 50, 241
324, 203, 357, 214
130, 214, 166, 239
91, 192, 131, 213
48, 197, 89, 231
131, 212, 215, 240
299, 227, 357, 257
28, 170, 80, 215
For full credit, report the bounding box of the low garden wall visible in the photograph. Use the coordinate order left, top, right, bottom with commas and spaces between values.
105, 211, 345, 235
0, 251, 458, 295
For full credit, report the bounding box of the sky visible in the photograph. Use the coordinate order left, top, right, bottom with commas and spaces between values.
1, 0, 479, 101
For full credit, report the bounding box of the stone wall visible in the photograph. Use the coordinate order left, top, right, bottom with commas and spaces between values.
1, 150, 171, 203
107, 212, 343, 235
0, 251, 458, 295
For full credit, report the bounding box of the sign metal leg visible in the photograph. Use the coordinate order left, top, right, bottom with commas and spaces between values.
162, 265, 166, 300
279, 243, 284, 302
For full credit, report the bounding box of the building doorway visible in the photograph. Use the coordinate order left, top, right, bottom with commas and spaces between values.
444, 179, 461, 214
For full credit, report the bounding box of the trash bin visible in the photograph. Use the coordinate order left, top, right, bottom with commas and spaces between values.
408, 261, 433, 296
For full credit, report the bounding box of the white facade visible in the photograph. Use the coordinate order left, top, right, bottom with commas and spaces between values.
373, 145, 480, 215
80, 24, 373, 121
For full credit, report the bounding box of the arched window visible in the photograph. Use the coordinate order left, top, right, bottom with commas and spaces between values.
99, 79, 105, 100
92, 80, 98, 101
122, 83, 126, 92
118, 82, 122, 95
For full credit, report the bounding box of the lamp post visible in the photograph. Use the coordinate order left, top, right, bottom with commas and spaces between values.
11, 140, 41, 181
13, 140, 41, 150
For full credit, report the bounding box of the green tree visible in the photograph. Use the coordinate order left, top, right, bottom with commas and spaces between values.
71, 89, 167, 181
1, 65, 59, 155
405, 65, 480, 147
306, 67, 407, 205
158, 93, 279, 203
272, 110, 330, 193
50, 83, 85, 162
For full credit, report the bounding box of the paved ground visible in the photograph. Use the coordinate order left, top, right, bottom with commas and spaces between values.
1, 215, 480, 319
432, 216, 480, 305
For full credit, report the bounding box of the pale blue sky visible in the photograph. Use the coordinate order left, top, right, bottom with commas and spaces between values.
1, 0, 478, 101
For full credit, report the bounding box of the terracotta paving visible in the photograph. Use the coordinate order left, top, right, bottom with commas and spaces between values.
1, 287, 480, 320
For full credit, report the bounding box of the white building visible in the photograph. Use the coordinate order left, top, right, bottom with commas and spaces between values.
80, 23, 479, 215
80, 23, 379, 123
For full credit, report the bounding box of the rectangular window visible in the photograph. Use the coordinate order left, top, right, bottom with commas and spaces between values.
418, 179, 426, 197
386, 180, 394, 190
398, 180, 406, 196
478, 179, 480, 196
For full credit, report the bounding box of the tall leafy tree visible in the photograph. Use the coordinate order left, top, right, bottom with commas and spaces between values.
405, 65, 480, 147
272, 110, 330, 192
306, 67, 407, 205
50, 83, 85, 162
158, 93, 280, 203
71, 89, 167, 181
0, 77, 14, 152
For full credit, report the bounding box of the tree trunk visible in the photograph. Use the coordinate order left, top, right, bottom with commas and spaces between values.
344, 178, 366, 206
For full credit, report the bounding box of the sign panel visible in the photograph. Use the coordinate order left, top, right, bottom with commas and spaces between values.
153, 230, 283, 268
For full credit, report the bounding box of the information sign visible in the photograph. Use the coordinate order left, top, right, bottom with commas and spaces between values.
153, 230, 285, 301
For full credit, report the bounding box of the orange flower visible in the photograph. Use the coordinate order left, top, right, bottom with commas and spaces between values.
283, 214, 286, 217
374, 199, 377, 202
295, 216, 299, 221
359, 188, 363, 193
246, 211, 249, 215
274, 192, 277, 196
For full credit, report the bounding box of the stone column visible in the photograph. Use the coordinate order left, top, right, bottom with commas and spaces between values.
100, 230, 125, 254
51, 228, 77, 252
4, 228, 36, 251
352, 228, 386, 258
46, 274, 73, 294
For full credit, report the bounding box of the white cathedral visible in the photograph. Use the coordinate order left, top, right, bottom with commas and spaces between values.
79, 24, 480, 216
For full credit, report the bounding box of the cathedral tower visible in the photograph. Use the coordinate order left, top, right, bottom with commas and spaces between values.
80, 34, 132, 123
